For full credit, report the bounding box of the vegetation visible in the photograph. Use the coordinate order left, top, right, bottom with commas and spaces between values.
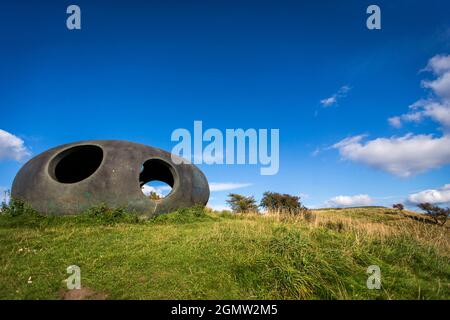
260, 191, 308, 215
226, 193, 258, 213
392, 203, 404, 211
418, 203, 449, 226
0, 199, 140, 227
147, 191, 162, 201
0, 202, 448, 300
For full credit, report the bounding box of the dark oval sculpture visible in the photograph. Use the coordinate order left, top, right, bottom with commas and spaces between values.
11, 140, 210, 218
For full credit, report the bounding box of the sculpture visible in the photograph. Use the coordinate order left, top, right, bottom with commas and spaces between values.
11, 140, 210, 218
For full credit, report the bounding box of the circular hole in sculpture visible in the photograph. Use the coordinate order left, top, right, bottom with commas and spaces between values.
50, 145, 103, 183
139, 159, 174, 200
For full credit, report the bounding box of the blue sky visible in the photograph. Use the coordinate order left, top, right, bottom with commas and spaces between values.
1, 1, 449, 210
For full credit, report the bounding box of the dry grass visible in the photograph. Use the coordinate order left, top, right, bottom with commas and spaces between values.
1, 206, 449, 299
241, 207, 450, 256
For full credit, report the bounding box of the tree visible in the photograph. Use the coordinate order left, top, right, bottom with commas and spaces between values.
392, 203, 404, 211
260, 191, 307, 215
417, 203, 449, 225
226, 193, 258, 213
148, 191, 162, 201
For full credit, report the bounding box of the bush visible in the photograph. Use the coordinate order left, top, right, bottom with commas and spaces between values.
260, 191, 308, 215
226, 194, 258, 213
392, 203, 404, 211
322, 220, 345, 232
302, 210, 316, 222
149, 205, 212, 224
1, 198, 39, 217
417, 203, 449, 225
147, 191, 162, 200
81, 203, 139, 225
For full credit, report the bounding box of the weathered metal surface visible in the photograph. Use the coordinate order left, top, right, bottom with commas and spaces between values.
11, 140, 209, 218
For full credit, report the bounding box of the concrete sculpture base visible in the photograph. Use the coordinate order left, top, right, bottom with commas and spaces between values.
11, 140, 209, 218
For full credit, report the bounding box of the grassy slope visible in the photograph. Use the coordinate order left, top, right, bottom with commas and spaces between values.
0, 207, 448, 300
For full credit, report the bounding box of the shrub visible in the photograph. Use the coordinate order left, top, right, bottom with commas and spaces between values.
81, 204, 139, 225
302, 210, 316, 222
1, 198, 39, 217
226, 193, 258, 213
417, 203, 449, 226
392, 203, 404, 211
260, 191, 308, 215
149, 205, 211, 224
322, 220, 345, 232
147, 191, 162, 200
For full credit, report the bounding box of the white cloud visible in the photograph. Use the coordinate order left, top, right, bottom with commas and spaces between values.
333, 133, 450, 177
0, 129, 31, 161
336, 54, 450, 177
320, 96, 337, 107
326, 194, 373, 207
311, 147, 321, 157
320, 85, 351, 107
422, 72, 450, 100
421, 101, 450, 128
389, 100, 450, 130
421, 54, 450, 99
141, 185, 171, 198
209, 182, 252, 192
389, 54, 450, 130
423, 54, 450, 76
207, 204, 231, 211
408, 184, 450, 204
388, 116, 402, 128
299, 192, 309, 200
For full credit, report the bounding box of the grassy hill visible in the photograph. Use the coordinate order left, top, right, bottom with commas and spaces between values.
0, 205, 448, 300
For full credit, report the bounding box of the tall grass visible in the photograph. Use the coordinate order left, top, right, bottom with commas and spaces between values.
0, 205, 448, 299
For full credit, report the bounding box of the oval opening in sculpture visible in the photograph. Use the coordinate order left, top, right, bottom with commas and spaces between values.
49, 145, 104, 183
139, 159, 175, 199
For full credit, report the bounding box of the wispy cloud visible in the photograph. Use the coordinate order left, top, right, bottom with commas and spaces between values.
0, 129, 31, 162
206, 183, 253, 212
209, 182, 253, 192
299, 192, 309, 200
311, 147, 321, 157
320, 85, 351, 107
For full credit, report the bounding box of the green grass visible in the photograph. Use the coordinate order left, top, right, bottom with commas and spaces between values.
0, 205, 449, 299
